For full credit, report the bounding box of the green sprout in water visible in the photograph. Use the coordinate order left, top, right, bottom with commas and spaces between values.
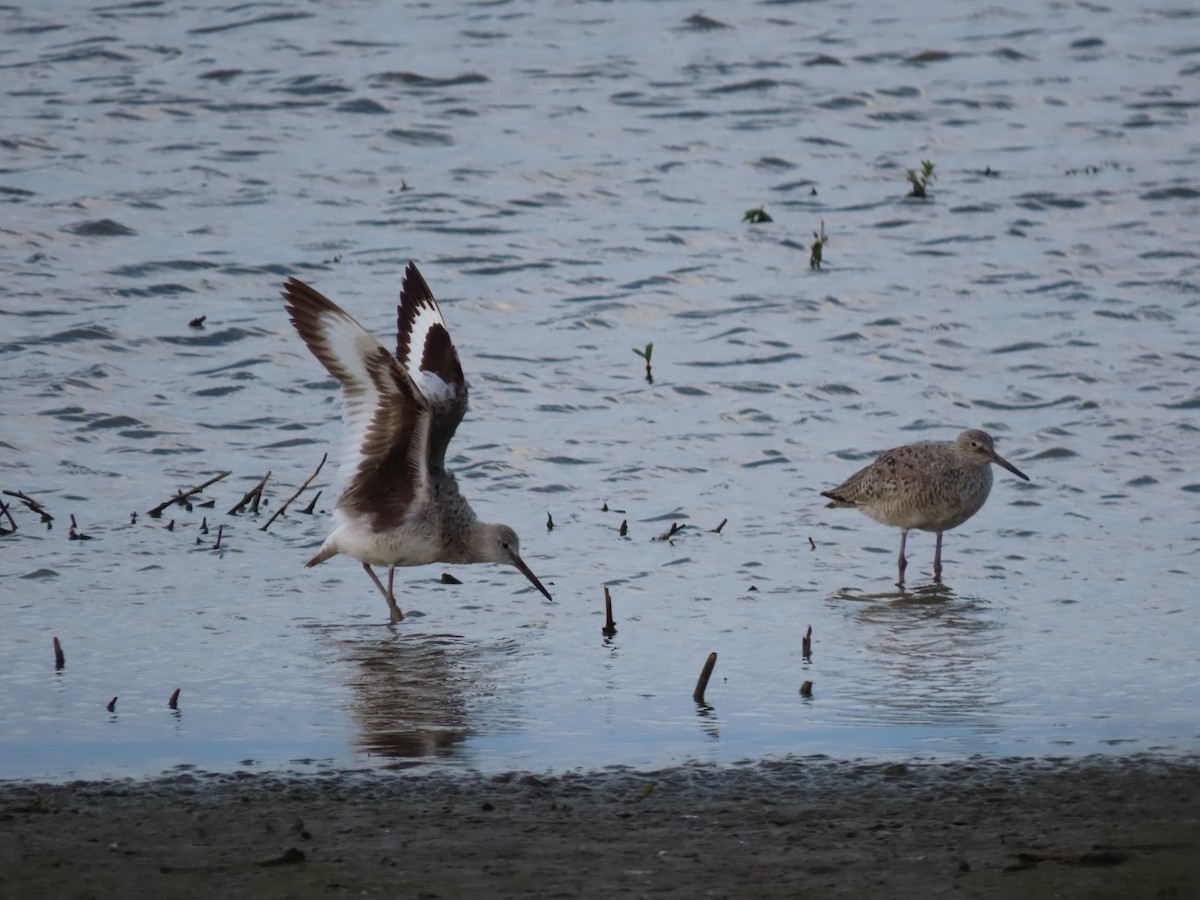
810, 220, 828, 269
633, 342, 654, 383
742, 206, 773, 224
906, 159, 936, 198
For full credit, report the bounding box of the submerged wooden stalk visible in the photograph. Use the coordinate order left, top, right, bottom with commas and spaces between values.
602, 586, 617, 637
802, 624, 812, 660
168, 688, 181, 710
261, 453, 327, 532
228, 471, 271, 515
53, 636, 65, 670
147, 471, 231, 518
693, 651, 718, 704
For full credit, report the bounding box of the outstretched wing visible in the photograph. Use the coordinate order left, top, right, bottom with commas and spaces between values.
395, 262, 468, 473
282, 276, 431, 527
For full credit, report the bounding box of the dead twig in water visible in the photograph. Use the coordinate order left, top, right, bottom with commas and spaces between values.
106, 697, 118, 713
261, 454, 327, 532
168, 688, 180, 710
299, 490, 321, 514
802, 624, 812, 660
147, 471, 231, 518
711, 518, 727, 534
213, 524, 223, 550
0, 498, 17, 533
602, 586, 617, 637
228, 471, 271, 515
53, 636, 65, 670
654, 522, 683, 541
69, 514, 91, 541
808, 536, 816, 551
799, 680, 813, 698
546, 511, 554, 531
619, 519, 628, 537
3, 489, 53, 526
693, 651, 718, 704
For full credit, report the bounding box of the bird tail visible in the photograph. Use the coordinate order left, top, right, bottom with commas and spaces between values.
305, 540, 339, 568
820, 490, 856, 509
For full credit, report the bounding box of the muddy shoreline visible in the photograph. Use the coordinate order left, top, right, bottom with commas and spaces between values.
2, 753, 1198, 898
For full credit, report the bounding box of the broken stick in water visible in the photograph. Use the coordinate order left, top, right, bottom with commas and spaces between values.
602, 586, 617, 637
261, 453, 327, 532
693, 651, 718, 704
168, 688, 180, 710
69, 514, 92, 541
3, 489, 53, 526
711, 518, 727, 534
227, 471, 271, 515
802, 624, 812, 660
213, 524, 223, 550
147, 471, 231, 518
53, 636, 65, 670
0, 498, 17, 533
106, 697, 118, 713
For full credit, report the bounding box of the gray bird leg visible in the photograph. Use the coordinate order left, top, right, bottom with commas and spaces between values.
362, 562, 404, 623
933, 531, 944, 583
896, 528, 909, 587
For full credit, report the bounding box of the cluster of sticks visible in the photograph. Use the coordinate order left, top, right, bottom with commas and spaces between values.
143, 454, 326, 533
3, 454, 326, 556
599, 588, 815, 705
52, 637, 182, 713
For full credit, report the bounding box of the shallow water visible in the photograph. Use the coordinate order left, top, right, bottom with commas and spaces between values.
2, 0, 1198, 781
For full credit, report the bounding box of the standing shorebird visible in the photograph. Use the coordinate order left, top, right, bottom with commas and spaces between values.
282, 263, 553, 623
821, 429, 1029, 587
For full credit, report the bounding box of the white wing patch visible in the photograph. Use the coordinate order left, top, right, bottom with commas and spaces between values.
404, 298, 459, 405
308, 306, 396, 490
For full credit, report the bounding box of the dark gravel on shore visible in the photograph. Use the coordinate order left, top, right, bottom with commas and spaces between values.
2, 753, 1198, 899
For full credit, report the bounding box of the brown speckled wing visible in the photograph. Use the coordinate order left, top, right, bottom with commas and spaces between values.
395, 262, 468, 473
282, 276, 430, 528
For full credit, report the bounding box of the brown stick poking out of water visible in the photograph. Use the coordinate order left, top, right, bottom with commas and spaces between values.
693, 651, 718, 704
602, 586, 617, 637
53, 636, 65, 670
147, 471, 231, 518
228, 471, 271, 515
213, 524, 223, 550
619, 519, 628, 537
168, 688, 180, 710
261, 453, 327, 532
3, 489, 53, 527
711, 518, 727, 534
0, 498, 18, 533
800, 680, 813, 698
802, 625, 812, 660
106, 697, 118, 712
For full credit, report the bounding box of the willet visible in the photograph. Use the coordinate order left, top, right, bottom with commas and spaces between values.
282, 263, 553, 623
821, 429, 1029, 586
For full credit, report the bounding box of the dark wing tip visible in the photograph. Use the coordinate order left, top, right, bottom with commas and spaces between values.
402, 261, 435, 307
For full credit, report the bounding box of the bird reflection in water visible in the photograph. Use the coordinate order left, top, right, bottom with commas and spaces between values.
328, 631, 518, 768
830, 584, 1006, 729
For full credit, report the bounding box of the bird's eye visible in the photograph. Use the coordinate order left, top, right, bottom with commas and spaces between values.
500, 541, 510, 550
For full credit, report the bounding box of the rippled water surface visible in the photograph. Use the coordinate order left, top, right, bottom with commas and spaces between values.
2, 0, 1198, 781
